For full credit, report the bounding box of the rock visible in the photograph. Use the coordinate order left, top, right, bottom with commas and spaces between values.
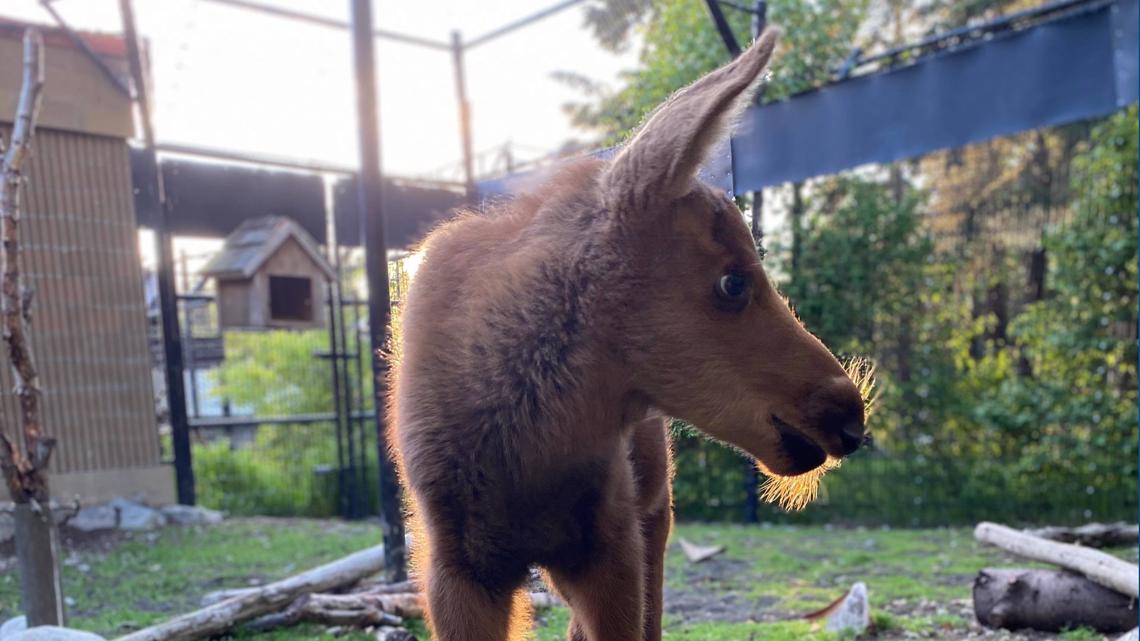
159, 504, 223, 526
67, 504, 117, 533
825, 582, 870, 635
108, 498, 166, 531
0, 616, 27, 640
1118, 629, 1138, 641
6, 627, 105, 641
70, 498, 168, 532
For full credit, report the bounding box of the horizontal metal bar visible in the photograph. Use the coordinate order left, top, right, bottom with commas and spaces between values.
197, 0, 451, 50
153, 142, 468, 193
853, 0, 1104, 70
465, 0, 586, 50
156, 141, 357, 175
189, 410, 376, 429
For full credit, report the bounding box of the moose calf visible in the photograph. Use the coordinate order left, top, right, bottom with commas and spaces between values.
390, 29, 866, 641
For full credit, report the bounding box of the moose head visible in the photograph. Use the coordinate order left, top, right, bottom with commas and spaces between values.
603, 29, 867, 481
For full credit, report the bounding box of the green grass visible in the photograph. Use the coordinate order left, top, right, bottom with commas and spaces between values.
1, 518, 380, 639
666, 523, 1011, 613
1, 518, 1128, 640
1058, 627, 1106, 641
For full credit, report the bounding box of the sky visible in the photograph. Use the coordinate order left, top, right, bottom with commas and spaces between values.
0, 0, 639, 179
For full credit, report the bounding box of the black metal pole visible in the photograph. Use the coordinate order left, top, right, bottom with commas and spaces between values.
704, 0, 741, 57
747, 0, 767, 245
349, 0, 405, 580
751, 0, 767, 43
451, 31, 476, 198
119, 0, 195, 505
743, 0, 767, 525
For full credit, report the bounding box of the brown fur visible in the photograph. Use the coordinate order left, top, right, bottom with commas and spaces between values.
389, 30, 865, 641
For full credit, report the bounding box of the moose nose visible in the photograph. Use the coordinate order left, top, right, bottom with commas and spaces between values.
814, 375, 866, 457
837, 419, 865, 455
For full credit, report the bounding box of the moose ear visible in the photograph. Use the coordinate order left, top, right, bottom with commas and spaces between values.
604, 28, 779, 209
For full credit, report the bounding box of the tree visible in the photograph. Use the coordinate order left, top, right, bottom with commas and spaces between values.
566, 0, 868, 144
0, 29, 67, 626
974, 106, 1139, 511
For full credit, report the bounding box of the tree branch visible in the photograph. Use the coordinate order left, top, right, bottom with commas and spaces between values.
0, 29, 50, 503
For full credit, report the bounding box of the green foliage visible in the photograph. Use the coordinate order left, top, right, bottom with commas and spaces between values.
193, 426, 341, 517
565, 0, 866, 143
773, 109, 1136, 525
210, 330, 334, 417
198, 292, 383, 517
972, 105, 1140, 514
671, 108, 1138, 525
670, 420, 751, 521
1057, 627, 1105, 641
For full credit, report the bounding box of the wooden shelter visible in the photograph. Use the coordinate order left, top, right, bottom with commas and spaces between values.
202, 216, 334, 330
0, 18, 172, 504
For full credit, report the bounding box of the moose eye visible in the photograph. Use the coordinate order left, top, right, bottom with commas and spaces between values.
715, 270, 751, 309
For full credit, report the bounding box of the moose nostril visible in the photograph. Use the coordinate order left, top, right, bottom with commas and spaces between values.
838, 420, 865, 455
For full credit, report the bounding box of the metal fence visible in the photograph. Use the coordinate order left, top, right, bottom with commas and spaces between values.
157, 249, 381, 519
670, 111, 1139, 526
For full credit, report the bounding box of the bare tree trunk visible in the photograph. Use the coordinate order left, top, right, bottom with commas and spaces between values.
790, 182, 804, 272
974, 568, 1136, 633
0, 28, 63, 628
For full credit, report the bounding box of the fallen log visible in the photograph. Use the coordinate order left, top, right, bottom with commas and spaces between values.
1026, 522, 1139, 548
309, 592, 425, 619
303, 590, 561, 619
975, 522, 1139, 598
114, 545, 386, 641
244, 593, 404, 633
974, 568, 1137, 633
375, 626, 416, 641
202, 578, 421, 606
351, 579, 419, 595
247, 589, 559, 635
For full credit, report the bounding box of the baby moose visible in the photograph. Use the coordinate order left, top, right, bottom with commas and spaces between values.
391, 29, 866, 641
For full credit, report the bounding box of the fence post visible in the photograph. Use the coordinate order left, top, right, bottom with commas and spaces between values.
349, 0, 406, 580
119, 0, 195, 505
742, 0, 767, 525
451, 31, 475, 198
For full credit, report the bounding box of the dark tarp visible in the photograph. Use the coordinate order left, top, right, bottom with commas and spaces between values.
731, 0, 1139, 191
132, 153, 466, 250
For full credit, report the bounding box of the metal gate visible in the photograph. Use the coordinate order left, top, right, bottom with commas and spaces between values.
164, 251, 376, 519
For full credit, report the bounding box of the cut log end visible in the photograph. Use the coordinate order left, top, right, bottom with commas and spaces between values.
974, 568, 1138, 634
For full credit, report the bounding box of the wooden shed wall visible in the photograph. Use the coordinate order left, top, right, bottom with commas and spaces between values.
0, 126, 166, 500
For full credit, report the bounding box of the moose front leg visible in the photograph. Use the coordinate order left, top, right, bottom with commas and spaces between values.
640, 503, 672, 641
549, 515, 645, 641
546, 457, 646, 641
630, 414, 673, 641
